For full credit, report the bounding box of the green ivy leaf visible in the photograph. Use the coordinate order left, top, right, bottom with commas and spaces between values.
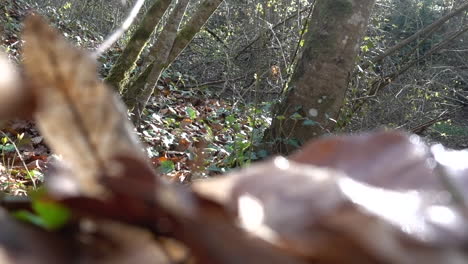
250, 152, 258, 160
32, 200, 71, 230
207, 165, 225, 172
303, 119, 316, 126
14, 200, 71, 230
290, 112, 303, 120
13, 211, 44, 227
0, 143, 15, 153
186, 107, 197, 119
287, 138, 300, 148
160, 160, 175, 174
226, 115, 236, 124
257, 149, 269, 158
28, 169, 44, 182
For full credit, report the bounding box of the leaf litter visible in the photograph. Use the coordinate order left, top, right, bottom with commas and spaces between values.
0, 3, 271, 191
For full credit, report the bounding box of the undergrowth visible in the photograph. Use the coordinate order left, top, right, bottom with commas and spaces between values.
138, 72, 272, 182
0, 1, 273, 193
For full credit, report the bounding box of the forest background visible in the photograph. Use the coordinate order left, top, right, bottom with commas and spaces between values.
0, 0, 467, 193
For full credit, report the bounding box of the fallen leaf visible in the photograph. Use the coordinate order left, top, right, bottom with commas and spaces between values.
22, 15, 146, 196
194, 131, 468, 263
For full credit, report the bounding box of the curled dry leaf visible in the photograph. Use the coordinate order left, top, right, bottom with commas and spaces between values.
22, 15, 145, 196
15, 16, 180, 263
289, 131, 440, 189
58, 155, 307, 264
0, 207, 171, 264
76, 220, 172, 264
194, 131, 468, 264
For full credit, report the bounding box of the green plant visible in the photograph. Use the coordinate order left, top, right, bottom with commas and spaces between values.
433, 121, 468, 137
0, 132, 38, 191
13, 191, 71, 230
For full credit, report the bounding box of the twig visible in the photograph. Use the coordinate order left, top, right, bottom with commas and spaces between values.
361, 1, 468, 70
0, 132, 36, 189
350, 25, 468, 118
289, 3, 314, 68
409, 107, 462, 134
234, 5, 312, 60
93, 0, 146, 58
204, 27, 228, 50
184, 75, 246, 88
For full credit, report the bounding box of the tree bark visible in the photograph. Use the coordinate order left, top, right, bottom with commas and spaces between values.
105, 0, 172, 93
265, 0, 375, 154
166, 0, 224, 64
123, 0, 224, 117
123, 0, 190, 115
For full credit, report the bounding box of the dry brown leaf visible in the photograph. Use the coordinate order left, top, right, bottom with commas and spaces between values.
0, 207, 171, 264
77, 220, 171, 264
58, 155, 307, 264
22, 15, 146, 196
194, 131, 468, 264
289, 131, 440, 190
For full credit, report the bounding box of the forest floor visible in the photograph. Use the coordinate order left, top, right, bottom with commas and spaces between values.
0, 1, 271, 195
1, 1, 467, 196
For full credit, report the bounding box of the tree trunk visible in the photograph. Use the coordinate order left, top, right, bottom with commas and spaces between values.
165, 0, 224, 65
104, 0, 172, 93
123, 0, 190, 115
265, 0, 375, 154
122, 0, 224, 117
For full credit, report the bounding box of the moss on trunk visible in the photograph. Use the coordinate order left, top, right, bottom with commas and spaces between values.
265, 0, 375, 155
105, 0, 172, 93
122, 0, 223, 118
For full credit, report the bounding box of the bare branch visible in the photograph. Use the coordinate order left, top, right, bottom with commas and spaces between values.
93, 0, 146, 58
362, 1, 468, 69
